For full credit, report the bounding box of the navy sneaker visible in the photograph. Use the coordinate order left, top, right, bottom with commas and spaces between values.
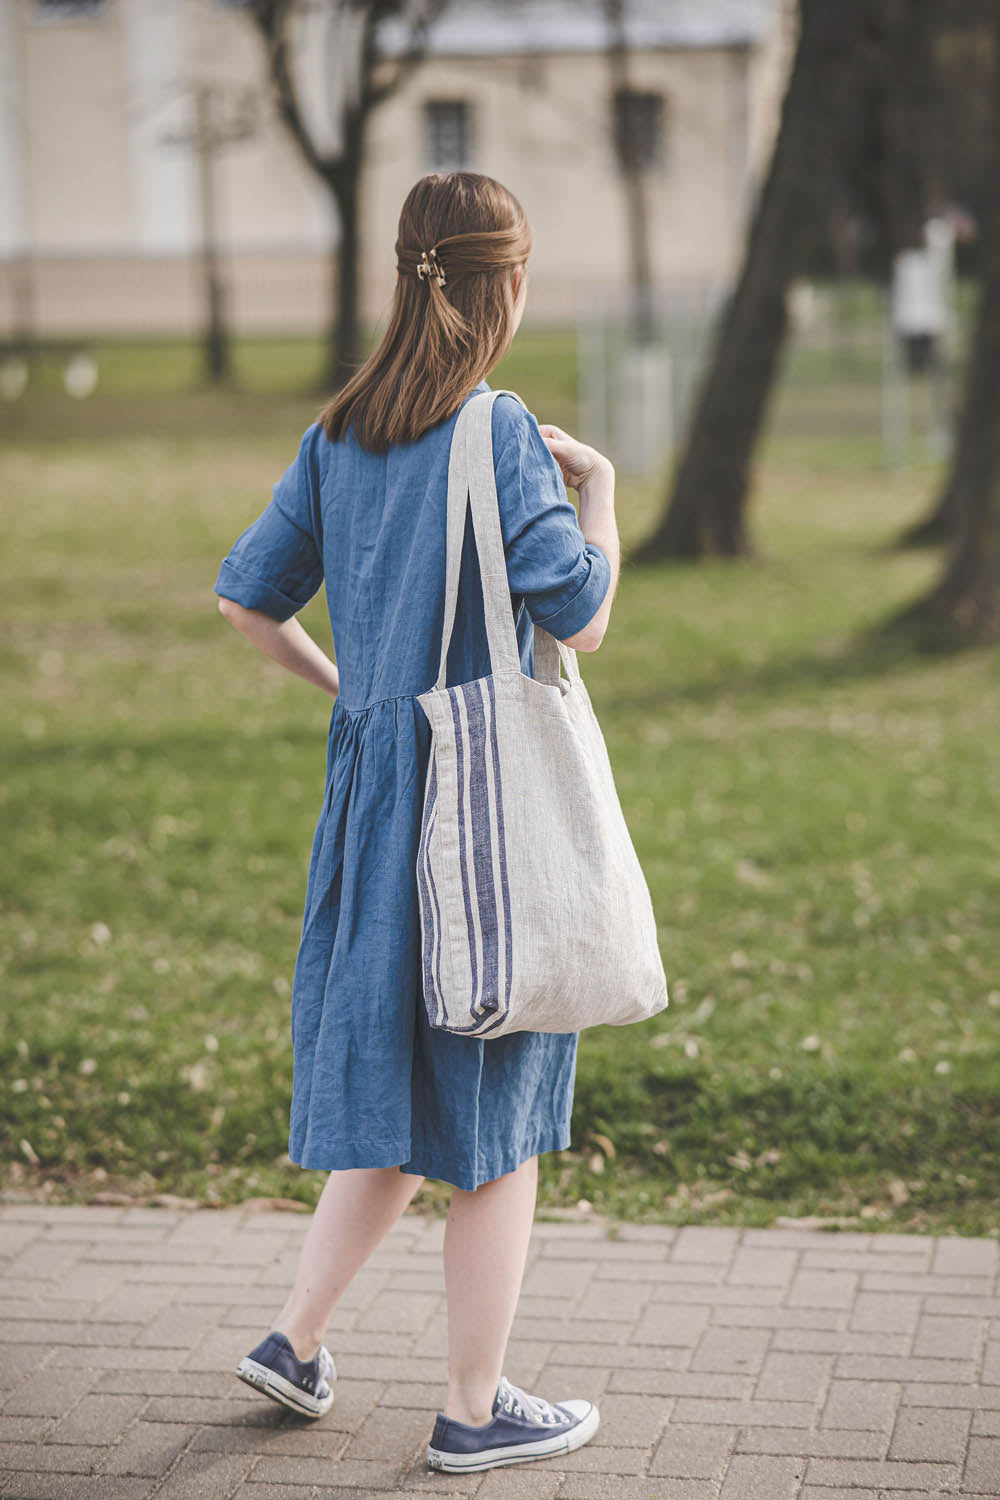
426, 1374, 599, 1472
234, 1330, 336, 1418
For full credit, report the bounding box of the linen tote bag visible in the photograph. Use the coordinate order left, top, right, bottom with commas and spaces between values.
416, 389, 669, 1039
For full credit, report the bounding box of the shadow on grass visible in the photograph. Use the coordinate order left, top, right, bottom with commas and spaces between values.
612, 565, 986, 713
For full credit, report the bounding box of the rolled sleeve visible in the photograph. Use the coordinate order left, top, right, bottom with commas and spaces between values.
529, 540, 612, 638
492, 396, 611, 641
213, 423, 325, 621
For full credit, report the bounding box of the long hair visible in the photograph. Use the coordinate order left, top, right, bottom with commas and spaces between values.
319, 172, 532, 453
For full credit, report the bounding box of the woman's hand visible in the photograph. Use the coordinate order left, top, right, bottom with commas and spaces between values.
538, 424, 614, 492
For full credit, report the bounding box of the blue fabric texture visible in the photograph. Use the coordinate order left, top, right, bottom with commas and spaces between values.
213, 381, 612, 1190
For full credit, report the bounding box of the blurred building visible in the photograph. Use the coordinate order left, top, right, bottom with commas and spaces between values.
0, 0, 786, 338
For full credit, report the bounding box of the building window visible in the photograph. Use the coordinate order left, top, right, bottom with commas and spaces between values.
613, 90, 665, 171
425, 100, 471, 172
35, 0, 106, 16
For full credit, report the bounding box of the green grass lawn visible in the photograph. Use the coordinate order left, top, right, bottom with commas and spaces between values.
1, 329, 998, 1233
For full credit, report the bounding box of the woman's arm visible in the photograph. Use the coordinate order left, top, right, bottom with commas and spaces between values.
217, 597, 340, 701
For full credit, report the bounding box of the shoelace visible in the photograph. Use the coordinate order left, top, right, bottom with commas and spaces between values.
496, 1375, 564, 1426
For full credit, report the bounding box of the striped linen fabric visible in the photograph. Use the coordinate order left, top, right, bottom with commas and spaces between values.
416, 390, 668, 1039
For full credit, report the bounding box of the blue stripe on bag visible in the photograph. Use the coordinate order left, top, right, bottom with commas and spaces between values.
418, 677, 515, 1036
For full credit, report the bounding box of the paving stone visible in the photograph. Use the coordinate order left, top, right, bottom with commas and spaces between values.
607, 1369, 752, 1400
902, 1381, 1000, 1410
735, 1426, 887, 1457
1, 1477, 155, 1499
871, 1235, 935, 1254
134, 1303, 221, 1349
981, 1340, 1000, 1384
649, 1421, 736, 1478
754, 1352, 832, 1402
963, 1434, 1000, 1493
152, 1449, 254, 1498
711, 1305, 844, 1331
342, 1404, 433, 1463
92, 1285, 177, 1323
250, 1455, 403, 1488
798, 1491, 877, 1500
931, 1237, 998, 1279
631, 1301, 710, 1347
586, 1392, 670, 1446
787, 1271, 859, 1310
519, 1260, 597, 1298
0, 1297, 96, 1322
861, 1272, 994, 1297
573, 1279, 656, 1323
476, 1469, 563, 1499
849, 1293, 922, 1335
820, 1380, 901, 1431
740, 1230, 873, 1251
972, 1408, 1000, 1435
771, 1328, 909, 1356
719, 1453, 806, 1498
0, 1342, 54, 1389
0, 1415, 51, 1442
355, 1290, 440, 1338
689, 1327, 770, 1376
534, 1364, 612, 1399
670, 1398, 815, 1427
801, 1250, 932, 1273
652, 1282, 785, 1305
671, 1226, 741, 1264
556, 1478, 716, 1500
541, 1236, 668, 1261
833, 1354, 976, 1384
189, 1424, 349, 1458
548, 1341, 688, 1371
887, 1405, 969, 1462
803, 1457, 960, 1488
40, 1343, 188, 1372
912, 1313, 984, 1361
230, 1485, 319, 1500
0, 1442, 105, 1471
4, 1243, 85, 1279
0, 1320, 143, 1347
0, 1226, 44, 1257
99, 1421, 199, 1476
2, 1369, 100, 1417
726, 1247, 799, 1286
49, 1393, 148, 1446
508, 1317, 631, 1346
555, 1443, 647, 1473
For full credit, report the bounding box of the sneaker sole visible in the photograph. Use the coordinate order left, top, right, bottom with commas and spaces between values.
234, 1356, 334, 1419
427, 1404, 600, 1472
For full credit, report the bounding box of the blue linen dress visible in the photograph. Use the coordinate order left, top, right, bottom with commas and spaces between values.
213, 380, 612, 1190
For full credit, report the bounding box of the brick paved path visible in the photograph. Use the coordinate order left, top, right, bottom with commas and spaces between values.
1, 1203, 999, 1499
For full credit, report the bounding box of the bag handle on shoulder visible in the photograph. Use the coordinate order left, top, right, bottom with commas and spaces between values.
434, 389, 581, 692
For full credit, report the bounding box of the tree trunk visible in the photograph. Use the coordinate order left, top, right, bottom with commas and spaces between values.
326, 157, 362, 391
907, 197, 1000, 635
195, 84, 231, 387
632, 0, 862, 562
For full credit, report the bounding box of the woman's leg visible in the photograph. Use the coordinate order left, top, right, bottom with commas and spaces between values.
442, 1154, 539, 1426
272, 1165, 426, 1361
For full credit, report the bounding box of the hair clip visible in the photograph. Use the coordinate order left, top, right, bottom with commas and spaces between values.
416, 247, 446, 288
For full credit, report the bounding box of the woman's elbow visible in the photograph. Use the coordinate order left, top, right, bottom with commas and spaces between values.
561, 620, 606, 653
217, 594, 242, 620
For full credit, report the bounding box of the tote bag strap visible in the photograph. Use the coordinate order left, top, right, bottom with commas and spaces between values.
434, 389, 582, 691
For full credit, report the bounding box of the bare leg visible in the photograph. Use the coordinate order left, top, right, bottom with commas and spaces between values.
442, 1154, 539, 1426
272, 1165, 425, 1362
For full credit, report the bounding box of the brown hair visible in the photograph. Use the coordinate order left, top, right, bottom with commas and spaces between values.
318, 172, 532, 453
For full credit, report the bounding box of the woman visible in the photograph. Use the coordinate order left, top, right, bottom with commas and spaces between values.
214, 171, 619, 1473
